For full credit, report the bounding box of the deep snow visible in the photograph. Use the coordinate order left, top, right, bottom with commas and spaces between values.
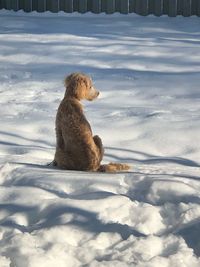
0, 10, 200, 267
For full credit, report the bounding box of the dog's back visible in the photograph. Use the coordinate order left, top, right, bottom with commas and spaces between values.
54, 97, 101, 171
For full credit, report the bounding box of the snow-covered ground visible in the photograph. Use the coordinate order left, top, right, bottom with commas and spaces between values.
0, 10, 200, 266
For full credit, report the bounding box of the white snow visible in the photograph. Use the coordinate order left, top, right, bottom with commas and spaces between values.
0, 10, 200, 267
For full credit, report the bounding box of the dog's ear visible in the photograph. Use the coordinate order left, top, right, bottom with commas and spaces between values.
64, 73, 75, 89
64, 73, 88, 100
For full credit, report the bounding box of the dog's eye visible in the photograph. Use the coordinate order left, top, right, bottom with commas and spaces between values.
90, 83, 95, 88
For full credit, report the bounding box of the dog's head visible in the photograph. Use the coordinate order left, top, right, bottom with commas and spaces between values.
64, 73, 99, 101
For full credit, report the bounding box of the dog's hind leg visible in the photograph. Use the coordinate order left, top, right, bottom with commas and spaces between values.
93, 135, 104, 162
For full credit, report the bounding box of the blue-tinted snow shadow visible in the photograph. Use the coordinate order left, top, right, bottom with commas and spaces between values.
0, 131, 53, 148
33, 205, 146, 239
105, 146, 200, 168
177, 221, 200, 257
1, 44, 199, 80
0, 13, 199, 37
1, 13, 200, 83
0, 203, 145, 239
0, 203, 38, 232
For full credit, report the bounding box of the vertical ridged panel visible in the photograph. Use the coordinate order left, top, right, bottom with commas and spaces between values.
135, 0, 149, 15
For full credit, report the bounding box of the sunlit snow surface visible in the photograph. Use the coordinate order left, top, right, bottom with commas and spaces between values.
0, 10, 200, 267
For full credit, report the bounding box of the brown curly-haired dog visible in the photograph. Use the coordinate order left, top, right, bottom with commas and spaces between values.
53, 72, 130, 172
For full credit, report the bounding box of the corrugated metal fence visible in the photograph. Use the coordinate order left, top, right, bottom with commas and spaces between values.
0, 0, 200, 16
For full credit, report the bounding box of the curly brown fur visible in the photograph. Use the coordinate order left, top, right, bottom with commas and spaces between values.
54, 72, 130, 172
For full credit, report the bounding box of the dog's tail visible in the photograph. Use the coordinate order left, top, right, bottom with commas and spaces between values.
98, 162, 130, 173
